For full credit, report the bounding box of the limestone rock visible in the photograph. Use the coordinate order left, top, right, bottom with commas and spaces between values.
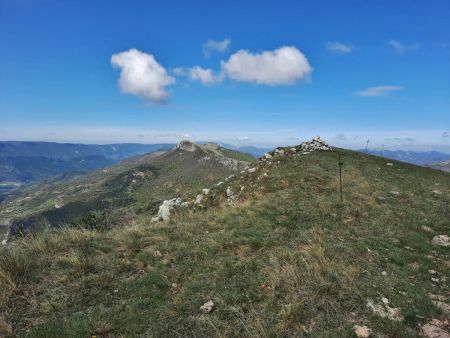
422, 319, 450, 338
299, 136, 332, 152
226, 186, 235, 202
432, 235, 450, 247
175, 140, 199, 152
366, 298, 404, 321
194, 194, 203, 205
157, 198, 182, 221
202, 188, 210, 195
353, 325, 371, 338
200, 300, 214, 313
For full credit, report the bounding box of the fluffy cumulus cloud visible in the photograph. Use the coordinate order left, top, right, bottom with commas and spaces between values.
221, 46, 312, 85
389, 40, 419, 54
356, 85, 403, 97
326, 42, 352, 54
203, 38, 231, 58
111, 49, 175, 103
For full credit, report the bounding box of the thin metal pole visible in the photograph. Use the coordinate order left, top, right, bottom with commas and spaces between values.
338, 153, 343, 203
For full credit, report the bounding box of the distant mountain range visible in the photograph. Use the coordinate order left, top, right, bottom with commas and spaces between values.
1, 141, 252, 231
0, 141, 175, 184
360, 149, 450, 166
425, 160, 450, 173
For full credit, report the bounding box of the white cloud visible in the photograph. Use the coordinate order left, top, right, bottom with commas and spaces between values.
326, 42, 352, 54
203, 38, 231, 58
389, 40, 419, 54
111, 48, 175, 103
188, 66, 222, 85
356, 85, 403, 97
221, 46, 312, 85
173, 66, 222, 85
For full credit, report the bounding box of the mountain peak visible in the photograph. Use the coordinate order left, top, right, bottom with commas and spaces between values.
174, 140, 200, 152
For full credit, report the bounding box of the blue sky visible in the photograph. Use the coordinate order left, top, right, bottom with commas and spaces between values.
0, 0, 449, 150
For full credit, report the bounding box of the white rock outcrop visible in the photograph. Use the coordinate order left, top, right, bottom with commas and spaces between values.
194, 194, 203, 205
156, 198, 183, 221
175, 140, 199, 152
366, 298, 404, 321
432, 235, 450, 247
200, 300, 215, 313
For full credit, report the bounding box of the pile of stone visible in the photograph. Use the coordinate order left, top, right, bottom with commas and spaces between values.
261, 136, 332, 160
299, 136, 333, 152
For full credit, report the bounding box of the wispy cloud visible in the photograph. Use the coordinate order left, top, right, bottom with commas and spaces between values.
203, 38, 231, 58
326, 42, 352, 54
356, 85, 403, 97
221, 46, 312, 85
237, 136, 250, 141
174, 66, 222, 85
111, 49, 175, 103
389, 40, 419, 54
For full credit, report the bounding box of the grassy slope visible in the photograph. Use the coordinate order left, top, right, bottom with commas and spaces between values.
0, 148, 449, 337
0, 146, 248, 229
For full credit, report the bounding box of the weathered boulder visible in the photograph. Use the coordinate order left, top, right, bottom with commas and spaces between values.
432, 235, 450, 247
156, 198, 183, 221
200, 300, 215, 313
194, 194, 203, 205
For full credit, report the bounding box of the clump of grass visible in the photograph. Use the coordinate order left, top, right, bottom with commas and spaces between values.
0, 246, 40, 290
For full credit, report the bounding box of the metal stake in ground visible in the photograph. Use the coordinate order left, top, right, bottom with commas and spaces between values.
338, 153, 344, 203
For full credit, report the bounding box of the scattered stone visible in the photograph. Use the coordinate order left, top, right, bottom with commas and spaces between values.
153, 250, 162, 257
263, 152, 272, 159
429, 270, 437, 274
432, 235, 450, 247
382, 271, 388, 276
156, 198, 183, 221
366, 298, 404, 321
216, 181, 224, 186
431, 277, 440, 283
194, 194, 203, 205
353, 325, 371, 338
225, 174, 235, 181
200, 300, 214, 313
390, 191, 400, 196
226, 186, 236, 202
422, 225, 434, 232
387, 163, 394, 166
422, 319, 450, 338
248, 167, 256, 173
202, 188, 210, 195
430, 294, 450, 314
